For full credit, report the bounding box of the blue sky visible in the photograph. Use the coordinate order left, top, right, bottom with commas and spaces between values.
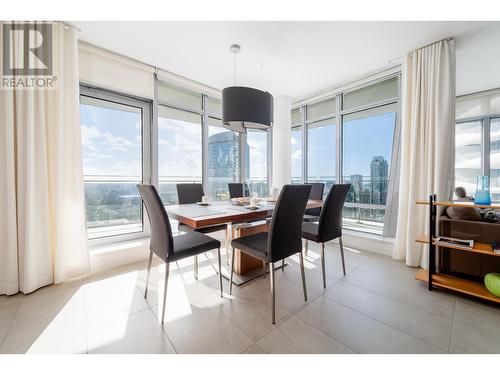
292, 112, 396, 179
81, 101, 268, 180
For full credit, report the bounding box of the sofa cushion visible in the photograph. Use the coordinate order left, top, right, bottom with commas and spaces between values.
445, 205, 482, 221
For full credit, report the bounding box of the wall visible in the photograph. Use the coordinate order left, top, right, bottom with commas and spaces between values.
456, 23, 500, 96
272, 96, 292, 189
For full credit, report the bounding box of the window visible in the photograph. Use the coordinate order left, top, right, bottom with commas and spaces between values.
291, 74, 401, 236
207, 117, 240, 200
307, 119, 336, 194
342, 105, 397, 233
455, 121, 482, 196
491, 118, 500, 202
246, 129, 269, 197
158, 105, 202, 205
80, 90, 149, 239
291, 126, 302, 183
455, 89, 500, 203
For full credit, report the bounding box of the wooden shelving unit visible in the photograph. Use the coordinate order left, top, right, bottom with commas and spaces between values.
415, 235, 498, 257
415, 196, 500, 303
415, 269, 500, 303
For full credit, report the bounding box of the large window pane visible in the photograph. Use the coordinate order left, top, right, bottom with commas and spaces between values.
491, 118, 500, 202
307, 118, 336, 195
208, 117, 240, 200
291, 126, 302, 183
157, 81, 202, 111
158, 105, 202, 204
307, 97, 336, 121
455, 121, 482, 197
80, 95, 143, 238
343, 76, 398, 111
342, 104, 397, 234
246, 129, 268, 197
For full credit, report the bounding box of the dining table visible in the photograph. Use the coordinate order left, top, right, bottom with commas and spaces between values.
165, 198, 323, 285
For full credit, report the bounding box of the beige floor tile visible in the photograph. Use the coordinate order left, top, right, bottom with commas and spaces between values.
157, 304, 253, 353
257, 316, 354, 354
0, 286, 86, 354
344, 267, 456, 319
297, 296, 444, 353
242, 343, 267, 354
326, 281, 453, 350
87, 308, 175, 354
0, 295, 23, 347
216, 283, 289, 341
83, 269, 150, 329
450, 297, 500, 353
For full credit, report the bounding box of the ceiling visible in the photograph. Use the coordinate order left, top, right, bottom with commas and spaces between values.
72, 21, 487, 99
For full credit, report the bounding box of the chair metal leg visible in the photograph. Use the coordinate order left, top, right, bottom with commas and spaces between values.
229, 246, 235, 295
339, 236, 346, 276
194, 255, 198, 280
304, 239, 309, 256
281, 258, 285, 271
320, 242, 326, 289
269, 262, 276, 324
217, 248, 223, 297
224, 224, 230, 265
144, 250, 153, 299
161, 262, 170, 324
299, 251, 308, 301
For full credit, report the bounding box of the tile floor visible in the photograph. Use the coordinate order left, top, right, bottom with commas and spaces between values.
1, 241, 499, 354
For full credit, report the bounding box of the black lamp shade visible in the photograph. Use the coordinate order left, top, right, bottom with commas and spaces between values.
222, 86, 273, 132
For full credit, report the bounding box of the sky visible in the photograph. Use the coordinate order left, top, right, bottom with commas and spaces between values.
292, 112, 396, 179
81, 100, 268, 181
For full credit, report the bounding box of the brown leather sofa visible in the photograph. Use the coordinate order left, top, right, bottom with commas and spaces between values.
439, 215, 500, 279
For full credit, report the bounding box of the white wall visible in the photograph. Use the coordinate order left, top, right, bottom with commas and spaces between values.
272, 96, 292, 189
456, 23, 500, 96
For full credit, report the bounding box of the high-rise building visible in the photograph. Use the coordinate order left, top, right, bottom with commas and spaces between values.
370, 156, 389, 205
207, 131, 240, 199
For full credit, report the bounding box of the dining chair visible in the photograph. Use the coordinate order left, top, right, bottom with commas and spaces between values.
301, 184, 351, 288
176, 183, 229, 278
137, 184, 223, 324
228, 182, 244, 199
228, 184, 312, 324
302, 182, 324, 222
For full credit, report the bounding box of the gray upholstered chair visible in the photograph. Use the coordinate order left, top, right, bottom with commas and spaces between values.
302, 182, 325, 222
228, 182, 250, 199
301, 184, 351, 288
176, 183, 229, 277
137, 184, 223, 324
229, 184, 312, 324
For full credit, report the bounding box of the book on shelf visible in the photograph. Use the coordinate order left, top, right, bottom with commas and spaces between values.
493, 242, 500, 255
434, 236, 474, 250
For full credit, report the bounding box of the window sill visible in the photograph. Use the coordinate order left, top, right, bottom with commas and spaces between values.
89, 237, 150, 274
342, 229, 394, 256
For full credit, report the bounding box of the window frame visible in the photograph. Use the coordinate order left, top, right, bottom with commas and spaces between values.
455, 114, 500, 190
80, 85, 152, 246
291, 73, 402, 237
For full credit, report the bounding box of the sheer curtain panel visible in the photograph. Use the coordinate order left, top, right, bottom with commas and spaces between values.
0, 22, 89, 295
393, 39, 456, 267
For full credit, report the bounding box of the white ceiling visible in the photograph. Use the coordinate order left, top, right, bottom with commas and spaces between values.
72, 21, 487, 99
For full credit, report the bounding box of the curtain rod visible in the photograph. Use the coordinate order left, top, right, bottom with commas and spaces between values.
415, 36, 454, 51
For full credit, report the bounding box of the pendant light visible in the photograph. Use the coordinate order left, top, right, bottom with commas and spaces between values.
222, 44, 274, 133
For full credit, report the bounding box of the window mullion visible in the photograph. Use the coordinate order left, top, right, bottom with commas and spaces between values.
483, 117, 491, 178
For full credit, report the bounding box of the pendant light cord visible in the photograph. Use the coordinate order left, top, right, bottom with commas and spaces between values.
233, 51, 237, 86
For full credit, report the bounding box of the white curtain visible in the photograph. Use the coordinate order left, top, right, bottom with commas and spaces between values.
0, 22, 90, 295
393, 39, 456, 267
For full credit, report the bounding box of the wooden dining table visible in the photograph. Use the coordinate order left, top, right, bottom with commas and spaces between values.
165, 198, 323, 285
